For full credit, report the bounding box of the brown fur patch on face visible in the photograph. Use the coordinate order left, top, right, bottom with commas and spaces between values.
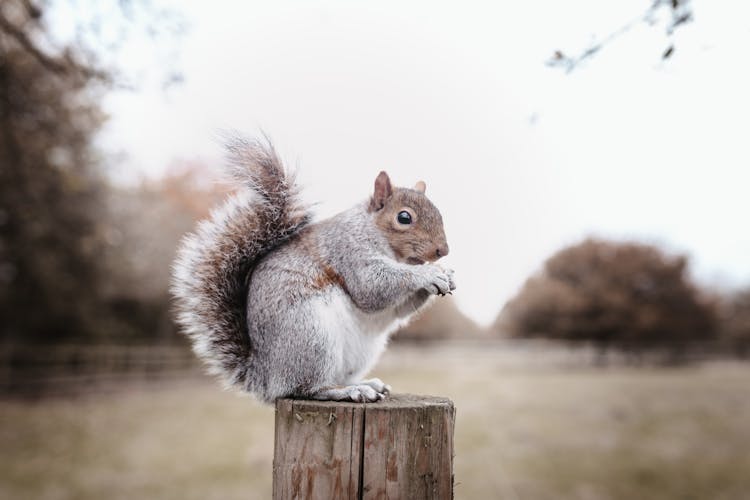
373, 187, 449, 264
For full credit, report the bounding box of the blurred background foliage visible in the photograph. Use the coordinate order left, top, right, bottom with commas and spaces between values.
0, 0, 109, 345
1, 0, 748, 357
2, 2, 750, 499
495, 239, 729, 361
0, 0, 183, 347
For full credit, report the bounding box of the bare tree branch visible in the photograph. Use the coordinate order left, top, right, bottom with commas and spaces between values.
0, 10, 69, 74
548, 0, 694, 72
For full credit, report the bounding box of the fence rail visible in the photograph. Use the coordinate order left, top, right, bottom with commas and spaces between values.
0, 344, 200, 396
1, 339, 746, 397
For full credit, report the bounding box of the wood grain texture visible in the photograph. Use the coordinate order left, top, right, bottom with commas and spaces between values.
273, 398, 364, 499
273, 394, 455, 500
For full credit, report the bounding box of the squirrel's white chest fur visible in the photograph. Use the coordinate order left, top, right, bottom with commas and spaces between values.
313, 287, 412, 384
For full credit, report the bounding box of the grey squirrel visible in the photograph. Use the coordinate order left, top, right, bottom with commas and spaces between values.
171, 137, 455, 403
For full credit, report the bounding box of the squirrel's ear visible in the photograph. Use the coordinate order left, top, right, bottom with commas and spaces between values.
370, 171, 393, 212
413, 180, 426, 194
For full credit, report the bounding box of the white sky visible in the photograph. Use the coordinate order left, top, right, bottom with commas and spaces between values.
90, 0, 750, 325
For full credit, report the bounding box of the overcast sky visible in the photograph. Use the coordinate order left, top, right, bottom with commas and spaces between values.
84, 0, 750, 325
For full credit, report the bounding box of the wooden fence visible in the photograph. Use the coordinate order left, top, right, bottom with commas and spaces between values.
0, 344, 198, 396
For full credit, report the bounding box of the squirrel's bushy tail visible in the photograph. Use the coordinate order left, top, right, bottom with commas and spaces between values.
170, 136, 311, 389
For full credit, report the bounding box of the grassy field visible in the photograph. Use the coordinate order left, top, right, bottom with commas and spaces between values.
1, 342, 749, 500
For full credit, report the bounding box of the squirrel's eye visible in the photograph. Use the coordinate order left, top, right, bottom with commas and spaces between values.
397, 211, 412, 225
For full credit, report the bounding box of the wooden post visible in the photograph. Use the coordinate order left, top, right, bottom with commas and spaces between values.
273, 394, 455, 500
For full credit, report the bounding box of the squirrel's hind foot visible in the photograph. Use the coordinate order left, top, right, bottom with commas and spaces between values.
359, 377, 391, 395
311, 381, 390, 403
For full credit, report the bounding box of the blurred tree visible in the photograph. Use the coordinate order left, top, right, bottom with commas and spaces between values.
718, 288, 750, 357
396, 296, 482, 342
495, 238, 717, 353
0, 0, 182, 344
548, 0, 694, 71
0, 0, 109, 343
99, 161, 229, 342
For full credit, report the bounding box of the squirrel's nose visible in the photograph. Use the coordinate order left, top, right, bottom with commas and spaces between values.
435, 244, 449, 259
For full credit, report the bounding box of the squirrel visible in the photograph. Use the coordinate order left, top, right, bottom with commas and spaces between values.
171, 136, 455, 403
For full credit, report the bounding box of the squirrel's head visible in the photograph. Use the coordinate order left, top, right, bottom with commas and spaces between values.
368, 171, 449, 265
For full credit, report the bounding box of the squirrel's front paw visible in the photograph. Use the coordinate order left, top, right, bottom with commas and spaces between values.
422, 265, 455, 296
445, 268, 456, 293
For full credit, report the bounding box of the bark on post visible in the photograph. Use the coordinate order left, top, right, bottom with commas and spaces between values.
273, 394, 455, 500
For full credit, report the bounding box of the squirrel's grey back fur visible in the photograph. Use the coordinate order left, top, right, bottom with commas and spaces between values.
170, 137, 311, 388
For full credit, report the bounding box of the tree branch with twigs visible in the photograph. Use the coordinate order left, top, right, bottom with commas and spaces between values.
548, 0, 694, 72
